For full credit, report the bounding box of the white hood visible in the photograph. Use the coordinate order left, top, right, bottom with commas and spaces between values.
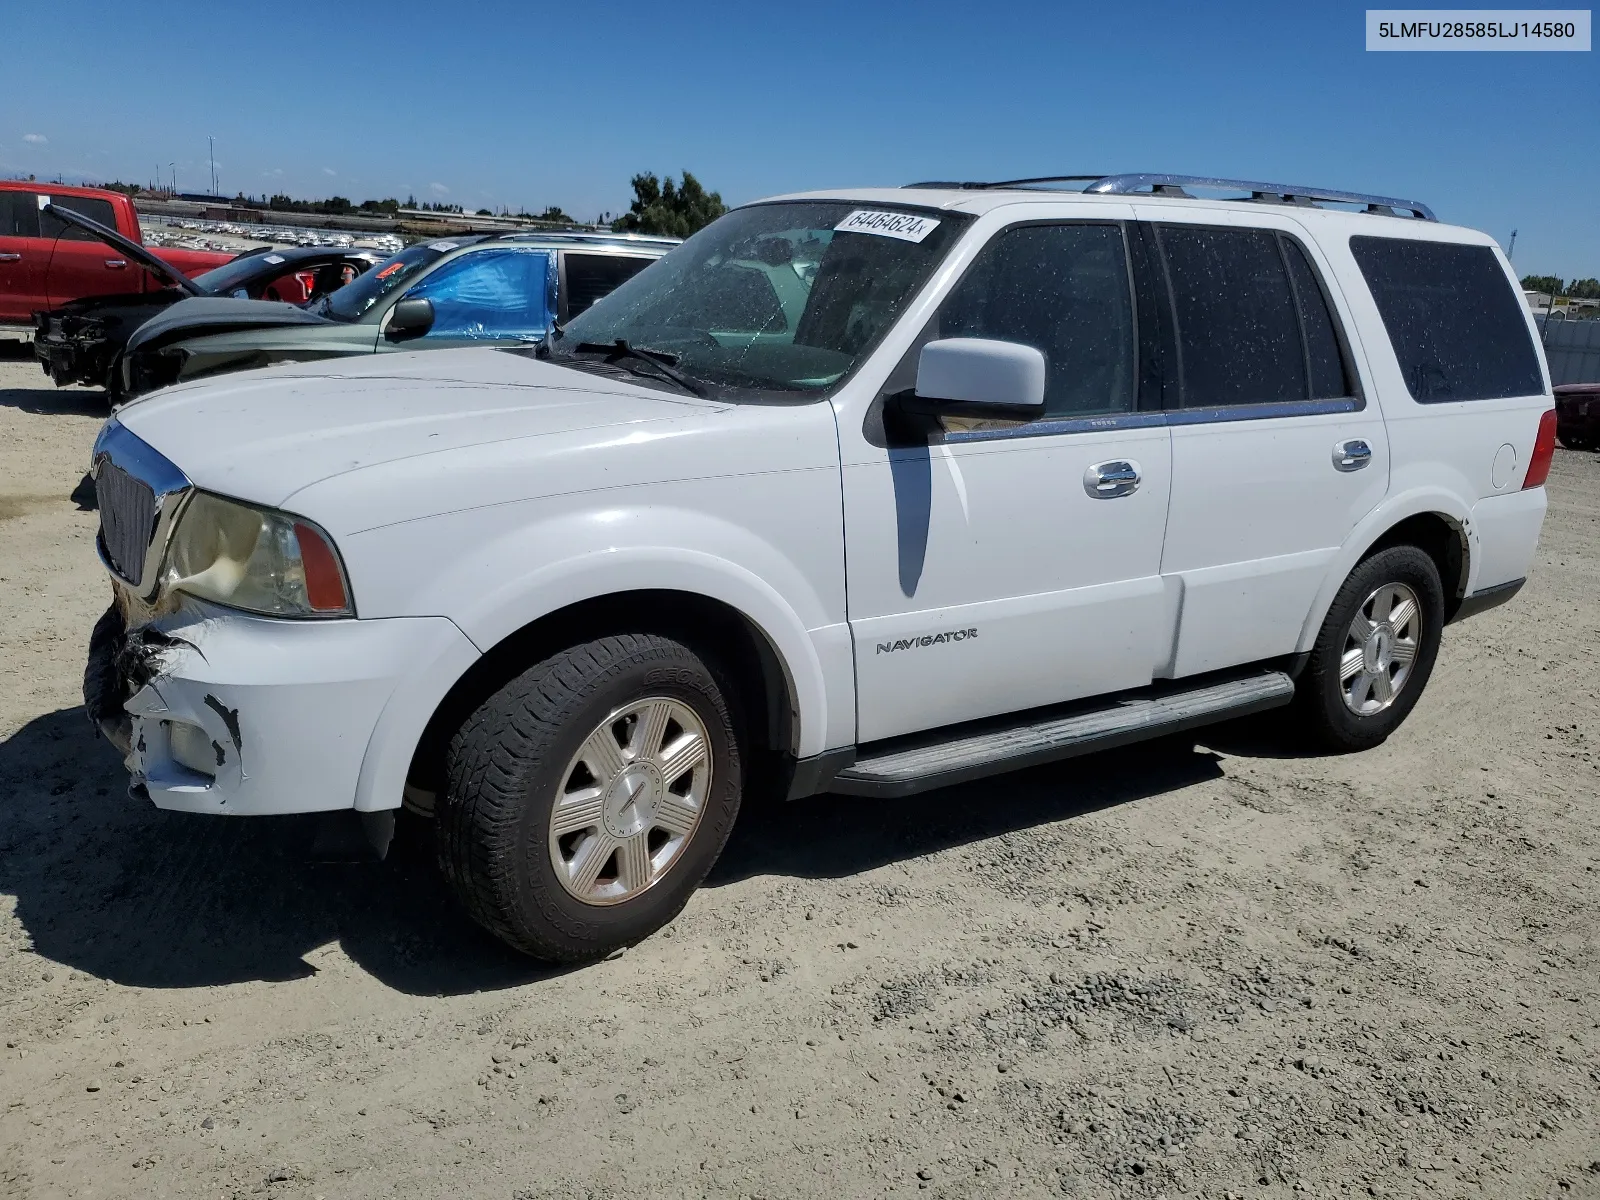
117, 349, 722, 509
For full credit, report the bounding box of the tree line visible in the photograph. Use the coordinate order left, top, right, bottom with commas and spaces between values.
1522, 274, 1600, 301
58, 171, 730, 237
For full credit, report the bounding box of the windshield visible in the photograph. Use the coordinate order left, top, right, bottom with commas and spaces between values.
549, 201, 969, 397
318, 242, 453, 322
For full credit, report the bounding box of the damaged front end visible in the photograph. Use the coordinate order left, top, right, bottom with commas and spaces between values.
82, 415, 420, 817
36, 297, 180, 391
83, 595, 245, 798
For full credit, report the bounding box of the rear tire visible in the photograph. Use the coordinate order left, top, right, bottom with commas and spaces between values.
1296, 546, 1444, 752
436, 633, 743, 962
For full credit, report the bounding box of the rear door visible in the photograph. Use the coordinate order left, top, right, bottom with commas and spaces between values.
1139, 211, 1390, 678
40, 194, 137, 307
0, 190, 45, 323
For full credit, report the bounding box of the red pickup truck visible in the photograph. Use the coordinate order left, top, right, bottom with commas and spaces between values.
0, 181, 233, 329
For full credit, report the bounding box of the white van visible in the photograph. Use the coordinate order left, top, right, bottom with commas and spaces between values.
83, 174, 1555, 960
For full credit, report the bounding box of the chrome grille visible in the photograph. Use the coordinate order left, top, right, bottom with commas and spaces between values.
96, 462, 157, 586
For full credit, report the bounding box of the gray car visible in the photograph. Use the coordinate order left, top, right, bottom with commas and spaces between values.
119, 230, 679, 398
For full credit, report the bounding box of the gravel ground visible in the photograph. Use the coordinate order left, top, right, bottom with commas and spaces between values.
1, 348, 1597, 1200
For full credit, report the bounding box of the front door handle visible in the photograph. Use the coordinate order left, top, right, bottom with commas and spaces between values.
104, 259, 127, 269
0, 253, 21, 262
1084, 459, 1141, 499
1333, 439, 1373, 472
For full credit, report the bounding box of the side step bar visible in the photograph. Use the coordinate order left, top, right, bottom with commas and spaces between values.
829, 670, 1295, 798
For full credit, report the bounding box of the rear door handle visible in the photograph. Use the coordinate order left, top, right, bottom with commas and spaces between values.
1333, 439, 1372, 472
104, 259, 127, 269
1084, 459, 1141, 499
0, 253, 21, 262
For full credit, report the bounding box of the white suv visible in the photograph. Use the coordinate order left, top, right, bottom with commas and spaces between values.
84, 174, 1556, 960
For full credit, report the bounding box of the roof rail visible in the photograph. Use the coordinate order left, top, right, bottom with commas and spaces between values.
1086, 174, 1435, 220
900, 173, 1435, 220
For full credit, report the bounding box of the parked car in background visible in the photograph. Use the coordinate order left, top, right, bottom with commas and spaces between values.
116, 231, 678, 398
1554, 383, 1600, 450
0, 182, 232, 329
83, 174, 1554, 962
32, 204, 381, 397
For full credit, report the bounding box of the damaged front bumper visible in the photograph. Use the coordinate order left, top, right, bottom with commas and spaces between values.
84, 594, 474, 816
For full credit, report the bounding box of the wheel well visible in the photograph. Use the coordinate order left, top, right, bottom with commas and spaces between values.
405, 591, 797, 794
1359, 512, 1469, 620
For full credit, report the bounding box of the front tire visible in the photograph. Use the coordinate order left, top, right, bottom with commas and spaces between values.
1297, 546, 1444, 752
436, 634, 743, 962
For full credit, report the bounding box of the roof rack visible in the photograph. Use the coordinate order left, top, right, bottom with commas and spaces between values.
901, 173, 1435, 221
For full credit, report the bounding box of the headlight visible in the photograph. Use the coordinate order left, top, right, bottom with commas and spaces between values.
161, 492, 353, 618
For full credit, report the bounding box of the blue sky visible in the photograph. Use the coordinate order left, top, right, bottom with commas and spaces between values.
4, 0, 1596, 277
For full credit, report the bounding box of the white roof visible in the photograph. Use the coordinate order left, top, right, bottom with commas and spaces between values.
755, 186, 1489, 243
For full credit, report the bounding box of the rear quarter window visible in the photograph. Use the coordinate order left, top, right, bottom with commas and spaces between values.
1350, 236, 1543, 402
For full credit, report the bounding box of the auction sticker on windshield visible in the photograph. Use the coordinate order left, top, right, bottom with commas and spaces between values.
834, 210, 941, 242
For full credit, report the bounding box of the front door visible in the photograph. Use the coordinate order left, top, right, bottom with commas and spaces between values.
1137, 212, 1391, 678
377, 247, 555, 352
41, 194, 139, 307
843, 219, 1175, 743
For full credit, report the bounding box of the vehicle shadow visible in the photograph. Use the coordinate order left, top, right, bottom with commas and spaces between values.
708, 736, 1226, 886
0, 384, 109, 417
1, 704, 1238, 996
0, 706, 553, 997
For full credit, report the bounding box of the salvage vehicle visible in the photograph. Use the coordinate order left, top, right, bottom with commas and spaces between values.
83, 174, 1554, 962
0, 182, 231, 329
33, 204, 382, 397
116, 231, 677, 397
1554, 382, 1600, 450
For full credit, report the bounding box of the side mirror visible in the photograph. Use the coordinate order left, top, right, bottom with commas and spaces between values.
384, 297, 435, 342
903, 338, 1046, 420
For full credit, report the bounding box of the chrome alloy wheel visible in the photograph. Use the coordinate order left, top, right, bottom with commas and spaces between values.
1339, 582, 1421, 717
548, 697, 711, 906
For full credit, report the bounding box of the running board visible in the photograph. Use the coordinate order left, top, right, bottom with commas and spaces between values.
829, 670, 1295, 798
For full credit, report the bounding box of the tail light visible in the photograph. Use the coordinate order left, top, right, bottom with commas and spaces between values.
1522, 409, 1557, 490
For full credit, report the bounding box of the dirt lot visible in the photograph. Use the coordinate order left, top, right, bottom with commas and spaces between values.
1, 345, 1597, 1200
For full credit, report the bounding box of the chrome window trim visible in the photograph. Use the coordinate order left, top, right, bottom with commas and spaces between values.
90, 418, 193, 598
943, 410, 1165, 443
939, 397, 1362, 445
1164, 396, 1363, 425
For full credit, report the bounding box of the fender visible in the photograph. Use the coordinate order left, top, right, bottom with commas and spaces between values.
1293, 484, 1471, 655
345, 499, 851, 806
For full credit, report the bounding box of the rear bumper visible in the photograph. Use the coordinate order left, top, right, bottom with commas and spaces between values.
1468, 486, 1546, 596
87, 599, 476, 816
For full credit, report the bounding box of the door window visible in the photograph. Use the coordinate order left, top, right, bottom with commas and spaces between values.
1281, 238, 1353, 400
1158, 226, 1307, 407
1349, 236, 1542, 402
0, 192, 41, 238
935, 223, 1136, 418
39, 196, 118, 241
401, 248, 553, 341
563, 253, 655, 320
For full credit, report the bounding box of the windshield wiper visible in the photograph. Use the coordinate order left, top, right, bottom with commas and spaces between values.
573, 339, 704, 396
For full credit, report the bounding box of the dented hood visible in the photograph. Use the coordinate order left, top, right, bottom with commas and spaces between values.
113, 348, 723, 508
